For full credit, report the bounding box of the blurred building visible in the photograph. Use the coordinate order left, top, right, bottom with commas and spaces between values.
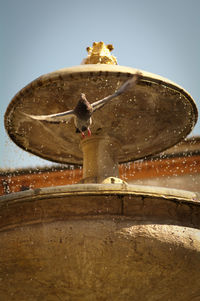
1, 137, 200, 195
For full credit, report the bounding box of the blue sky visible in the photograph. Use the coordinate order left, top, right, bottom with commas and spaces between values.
1, 0, 200, 169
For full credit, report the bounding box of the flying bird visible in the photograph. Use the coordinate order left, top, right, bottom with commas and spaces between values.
25, 72, 141, 138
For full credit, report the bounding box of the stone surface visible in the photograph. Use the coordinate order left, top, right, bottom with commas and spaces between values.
80, 136, 120, 183
0, 184, 200, 300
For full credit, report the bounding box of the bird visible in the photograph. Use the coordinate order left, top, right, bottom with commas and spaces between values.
25, 72, 141, 138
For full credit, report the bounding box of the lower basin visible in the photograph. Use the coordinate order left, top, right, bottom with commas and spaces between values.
0, 184, 200, 300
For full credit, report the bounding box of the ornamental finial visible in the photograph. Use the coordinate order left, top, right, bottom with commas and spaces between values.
82, 41, 117, 65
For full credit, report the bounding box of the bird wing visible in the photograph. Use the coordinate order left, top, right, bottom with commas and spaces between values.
24, 109, 75, 124
92, 72, 140, 112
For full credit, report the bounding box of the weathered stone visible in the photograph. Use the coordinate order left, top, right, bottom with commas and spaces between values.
0, 184, 200, 300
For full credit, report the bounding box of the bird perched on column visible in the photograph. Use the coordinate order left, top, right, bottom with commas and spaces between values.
25, 72, 141, 138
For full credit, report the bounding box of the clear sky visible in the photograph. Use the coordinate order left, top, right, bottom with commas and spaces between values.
1, 0, 200, 169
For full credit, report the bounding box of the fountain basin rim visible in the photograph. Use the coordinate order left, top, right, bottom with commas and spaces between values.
0, 183, 199, 204
5, 64, 198, 120
0, 184, 200, 232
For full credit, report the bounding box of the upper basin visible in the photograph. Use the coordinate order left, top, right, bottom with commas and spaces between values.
5, 64, 198, 165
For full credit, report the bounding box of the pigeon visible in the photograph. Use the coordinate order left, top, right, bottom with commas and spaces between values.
25, 72, 141, 138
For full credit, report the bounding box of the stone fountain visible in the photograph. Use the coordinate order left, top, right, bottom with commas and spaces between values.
1, 42, 200, 300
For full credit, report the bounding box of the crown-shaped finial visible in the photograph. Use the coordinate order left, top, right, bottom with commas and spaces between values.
82, 41, 117, 65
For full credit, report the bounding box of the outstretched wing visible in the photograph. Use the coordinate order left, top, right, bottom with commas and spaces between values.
24, 109, 75, 124
92, 72, 140, 112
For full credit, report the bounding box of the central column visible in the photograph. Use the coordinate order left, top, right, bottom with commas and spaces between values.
80, 136, 120, 183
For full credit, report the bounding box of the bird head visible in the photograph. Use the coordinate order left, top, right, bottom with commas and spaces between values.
81, 93, 86, 99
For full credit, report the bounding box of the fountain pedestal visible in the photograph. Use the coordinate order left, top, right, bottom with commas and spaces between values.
81, 136, 120, 183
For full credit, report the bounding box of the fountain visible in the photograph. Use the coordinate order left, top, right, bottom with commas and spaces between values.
1, 42, 200, 300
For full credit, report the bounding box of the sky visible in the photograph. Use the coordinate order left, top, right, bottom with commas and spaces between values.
1, 0, 200, 170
